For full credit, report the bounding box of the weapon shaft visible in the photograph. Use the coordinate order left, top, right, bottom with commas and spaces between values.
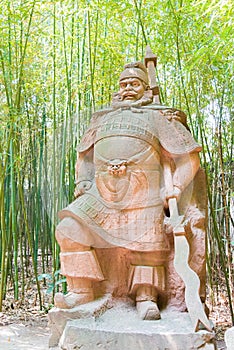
144, 46, 160, 103
147, 61, 157, 89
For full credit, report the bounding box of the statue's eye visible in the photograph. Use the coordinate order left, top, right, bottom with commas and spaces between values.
132, 82, 139, 87
120, 83, 126, 89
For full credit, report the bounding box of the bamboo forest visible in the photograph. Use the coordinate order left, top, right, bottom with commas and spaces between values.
0, 0, 233, 339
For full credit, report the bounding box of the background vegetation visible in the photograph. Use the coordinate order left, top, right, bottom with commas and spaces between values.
0, 0, 233, 324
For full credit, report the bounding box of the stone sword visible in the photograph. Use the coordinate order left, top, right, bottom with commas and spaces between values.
164, 160, 212, 332
144, 46, 212, 332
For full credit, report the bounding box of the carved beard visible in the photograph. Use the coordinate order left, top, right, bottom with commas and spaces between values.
111, 89, 153, 108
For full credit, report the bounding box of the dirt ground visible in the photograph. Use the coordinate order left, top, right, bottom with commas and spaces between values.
0, 322, 54, 350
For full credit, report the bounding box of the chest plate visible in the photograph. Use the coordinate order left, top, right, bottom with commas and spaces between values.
94, 135, 161, 207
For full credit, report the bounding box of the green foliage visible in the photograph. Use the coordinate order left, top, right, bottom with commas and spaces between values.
0, 0, 233, 322
37, 270, 67, 294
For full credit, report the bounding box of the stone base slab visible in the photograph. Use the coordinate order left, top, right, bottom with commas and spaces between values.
56, 299, 217, 350
48, 294, 113, 347
225, 326, 234, 350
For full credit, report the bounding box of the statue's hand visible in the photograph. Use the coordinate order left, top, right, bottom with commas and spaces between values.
74, 180, 92, 198
161, 186, 182, 209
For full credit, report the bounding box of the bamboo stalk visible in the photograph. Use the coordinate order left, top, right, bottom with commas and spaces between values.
17, 170, 42, 309
9, 136, 18, 299
0, 131, 11, 310
87, 9, 95, 110
52, 0, 59, 296
15, 0, 36, 111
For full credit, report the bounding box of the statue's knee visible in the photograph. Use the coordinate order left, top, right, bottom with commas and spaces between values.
56, 229, 89, 252
56, 218, 89, 252
55, 228, 64, 246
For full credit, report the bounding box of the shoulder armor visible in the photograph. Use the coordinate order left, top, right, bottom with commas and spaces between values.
78, 108, 114, 152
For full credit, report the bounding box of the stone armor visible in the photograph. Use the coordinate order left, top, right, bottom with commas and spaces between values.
59, 107, 200, 251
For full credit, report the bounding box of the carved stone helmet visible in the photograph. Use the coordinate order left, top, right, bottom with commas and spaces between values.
119, 61, 149, 86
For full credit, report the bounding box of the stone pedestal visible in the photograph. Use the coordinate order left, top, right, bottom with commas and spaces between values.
50, 298, 217, 350
225, 327, 234, 350
48, 294, 113, 347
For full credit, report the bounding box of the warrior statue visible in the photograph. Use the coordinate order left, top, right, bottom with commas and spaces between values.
54, 48, 208, 326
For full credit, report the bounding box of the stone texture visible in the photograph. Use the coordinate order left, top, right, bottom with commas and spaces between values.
225, 327, 234, 350
48, 294, 112, 347
58, 300, 216, 350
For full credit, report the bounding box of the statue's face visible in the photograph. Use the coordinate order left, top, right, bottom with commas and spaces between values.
119, 78, 145, 101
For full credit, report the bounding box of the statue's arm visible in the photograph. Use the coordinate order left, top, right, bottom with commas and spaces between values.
74, 147, 95, 197
162, 151, 200, 207
172, 152, 200, 194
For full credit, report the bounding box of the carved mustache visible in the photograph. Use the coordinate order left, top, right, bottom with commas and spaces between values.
122, 90, 138, 97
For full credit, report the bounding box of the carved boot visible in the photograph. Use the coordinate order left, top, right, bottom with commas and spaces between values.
54, 278, 94, 309
54, 250, 104, 309
136, 285, 161, 320
128, 265, 165, 320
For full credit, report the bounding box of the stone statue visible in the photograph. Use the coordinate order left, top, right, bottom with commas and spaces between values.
54, 48, 208, 327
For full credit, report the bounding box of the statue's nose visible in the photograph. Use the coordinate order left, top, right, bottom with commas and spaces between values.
125, 83, 132, 90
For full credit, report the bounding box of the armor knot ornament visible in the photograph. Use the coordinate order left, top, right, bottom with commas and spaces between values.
107, 159, 127, 176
